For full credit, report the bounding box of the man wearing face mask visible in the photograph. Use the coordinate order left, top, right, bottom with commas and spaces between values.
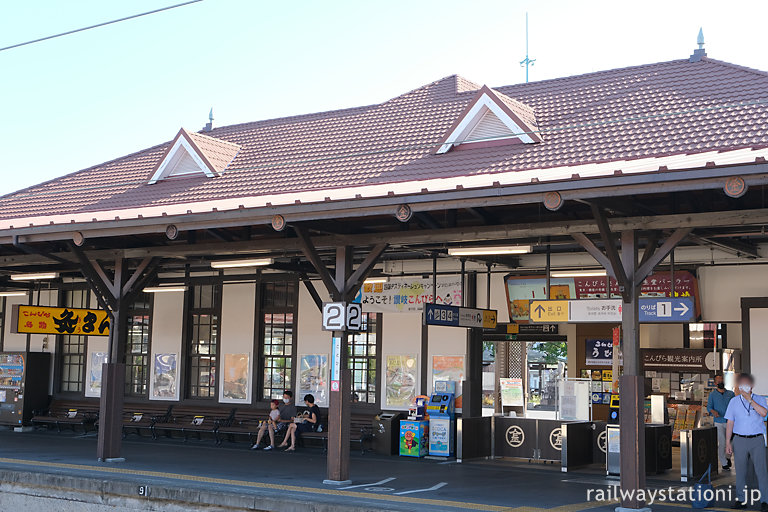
725, 373, 768, 510
251, 391, 297, 450
708, 374, 735, 470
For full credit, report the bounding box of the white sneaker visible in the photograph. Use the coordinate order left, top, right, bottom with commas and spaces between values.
250, 444, 261, 450
263, 445, 273, 451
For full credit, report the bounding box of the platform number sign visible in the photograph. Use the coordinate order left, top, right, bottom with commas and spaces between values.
322, 302, 363, 331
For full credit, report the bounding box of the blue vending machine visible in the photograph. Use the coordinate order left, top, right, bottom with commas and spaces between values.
427, 392, 455, 457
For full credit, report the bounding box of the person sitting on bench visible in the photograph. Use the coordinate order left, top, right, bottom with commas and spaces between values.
251, 390, 297, 450
279, 394, 320, 452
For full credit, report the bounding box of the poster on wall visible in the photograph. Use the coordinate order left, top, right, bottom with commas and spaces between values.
357, 276, 463, 313
222, 353, 250, 402
385, 355, 418, 407
152, 353, 177, 399
500, 378, 524, 406
299, 354, 328, 407
88, 352, 108, 396
504, 271, 700, 322
433, 355, 464, 409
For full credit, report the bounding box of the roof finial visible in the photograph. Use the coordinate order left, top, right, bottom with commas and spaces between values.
202, 108, 214, 132
689, 28, 707, 63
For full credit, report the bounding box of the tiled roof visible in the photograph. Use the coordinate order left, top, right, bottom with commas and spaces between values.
185, 130, 241, 174
2, 57, 768, 223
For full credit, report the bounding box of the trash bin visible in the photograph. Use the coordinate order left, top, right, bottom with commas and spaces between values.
373, 412, 403, 455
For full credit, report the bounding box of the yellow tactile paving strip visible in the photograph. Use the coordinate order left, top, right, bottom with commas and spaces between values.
0, 457, 734, 512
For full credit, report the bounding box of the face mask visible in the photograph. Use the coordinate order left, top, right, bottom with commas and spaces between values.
283, 398, 290, 404
717, 382, 725, 389
740, 384, 752, 393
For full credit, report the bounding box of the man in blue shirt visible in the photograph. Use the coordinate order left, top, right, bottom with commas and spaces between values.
708, 373, 735, 470
725, 373, 768, 510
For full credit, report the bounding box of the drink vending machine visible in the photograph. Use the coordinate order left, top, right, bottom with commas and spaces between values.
427, 392, 455, 456
0, 352, 50, 426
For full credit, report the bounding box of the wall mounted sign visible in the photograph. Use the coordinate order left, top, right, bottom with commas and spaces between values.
357, 275, 463, 313
395, 204, 413, 222
723, 176, 747, 198
271, 214, 286, 231
11, 305, 110, 336
641, 349, 716, 372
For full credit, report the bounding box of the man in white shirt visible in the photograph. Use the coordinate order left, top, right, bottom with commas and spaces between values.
725, 373, 768, 510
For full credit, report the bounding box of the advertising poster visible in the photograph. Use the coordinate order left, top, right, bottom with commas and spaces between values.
88, 352, 108, 396
586, 339, 623, 366
504, 271, 700, 322
152, 353, 177, 399
385, 355, 417, 407
433, 355, 464, 409
357, 276, 463, 313
299, 354, 328, 407
222, 353, 250, 402
500, 377, 524, 406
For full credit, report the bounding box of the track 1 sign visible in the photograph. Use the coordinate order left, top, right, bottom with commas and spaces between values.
529, 297, 696, 323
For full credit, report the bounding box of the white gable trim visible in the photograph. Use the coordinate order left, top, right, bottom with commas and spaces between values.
148, 135, 217, 184
437, 93, 535, 154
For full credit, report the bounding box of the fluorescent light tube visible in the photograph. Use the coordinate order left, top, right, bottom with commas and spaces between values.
210, 258, 274, 269
447, 245, 532, 256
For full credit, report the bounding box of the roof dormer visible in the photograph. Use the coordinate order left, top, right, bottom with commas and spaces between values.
148, 128, 240, 184
436, 85, 540, 154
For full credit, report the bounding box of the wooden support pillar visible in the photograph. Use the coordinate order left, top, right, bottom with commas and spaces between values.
68, 246, 158, 461
572, 210, 691, 511
294, 227, 387, 484
463, 272, 483, 418
618, 230, 646, 510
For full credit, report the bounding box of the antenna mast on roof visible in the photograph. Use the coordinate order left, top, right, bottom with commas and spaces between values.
202, 108, 214, 132
519, 12, 536, 83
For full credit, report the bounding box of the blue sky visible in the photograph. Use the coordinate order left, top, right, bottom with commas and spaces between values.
1, 0, 767, 195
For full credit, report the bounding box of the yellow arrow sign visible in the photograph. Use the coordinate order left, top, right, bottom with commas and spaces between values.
529, 300, 569, 323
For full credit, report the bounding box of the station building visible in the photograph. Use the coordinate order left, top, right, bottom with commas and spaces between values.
1, 45, 768, 503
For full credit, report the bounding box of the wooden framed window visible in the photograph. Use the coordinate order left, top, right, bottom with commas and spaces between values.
125, 292, 152, 397
186, 283, 221, 399
348, 313, 381, 406
259, 280, 297, 400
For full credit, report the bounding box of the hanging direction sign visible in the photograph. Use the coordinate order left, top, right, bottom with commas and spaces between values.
423, 304, 497, 329
529, 297, 696, 324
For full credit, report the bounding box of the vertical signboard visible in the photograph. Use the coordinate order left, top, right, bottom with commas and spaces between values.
330, 336, 341, 392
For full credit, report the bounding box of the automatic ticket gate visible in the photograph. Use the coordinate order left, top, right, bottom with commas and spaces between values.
680, 427, 719, 482
606, 424, 673, 476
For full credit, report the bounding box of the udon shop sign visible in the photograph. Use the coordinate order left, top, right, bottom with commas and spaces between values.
11, 305, 110, 336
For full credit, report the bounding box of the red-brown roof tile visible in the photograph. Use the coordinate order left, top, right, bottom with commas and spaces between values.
2, 58, 768, 221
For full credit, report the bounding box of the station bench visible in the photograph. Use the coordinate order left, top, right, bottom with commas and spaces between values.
214, 408, 286, 446
121, 403, 174, 438
151, 406, 236, 441
300, 414, 374, 454
31, 400, 100, 433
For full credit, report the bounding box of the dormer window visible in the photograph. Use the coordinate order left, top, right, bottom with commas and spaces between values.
148, 128, 240, 184
436, 85, 540, 154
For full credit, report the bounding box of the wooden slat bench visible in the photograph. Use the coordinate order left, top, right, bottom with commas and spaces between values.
214, 408, 278, 446
122, 403, 174, 438
300, 414, 373, 454
31, 400, 100, 433
151, 406, 235, 441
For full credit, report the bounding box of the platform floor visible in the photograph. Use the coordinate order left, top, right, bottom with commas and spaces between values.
0, 428, 744, 511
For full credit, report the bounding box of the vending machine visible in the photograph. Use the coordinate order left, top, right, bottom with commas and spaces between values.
0, 352, 51, 426
427, 392, 455, 456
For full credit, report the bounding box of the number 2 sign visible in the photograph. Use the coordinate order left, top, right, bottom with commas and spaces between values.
322, 302, 363, 331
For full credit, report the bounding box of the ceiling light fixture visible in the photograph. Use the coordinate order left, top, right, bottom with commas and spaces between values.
210, 258, 274, 269
363, 277, 389, 285
9, 272, 59, 281
143, 286, 187, 293
550, 270, 608, 278
0, 291, 28, 297
447, 245, 532, 256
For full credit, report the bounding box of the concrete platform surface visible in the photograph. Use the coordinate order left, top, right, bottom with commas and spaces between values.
0, 429, 744, 512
